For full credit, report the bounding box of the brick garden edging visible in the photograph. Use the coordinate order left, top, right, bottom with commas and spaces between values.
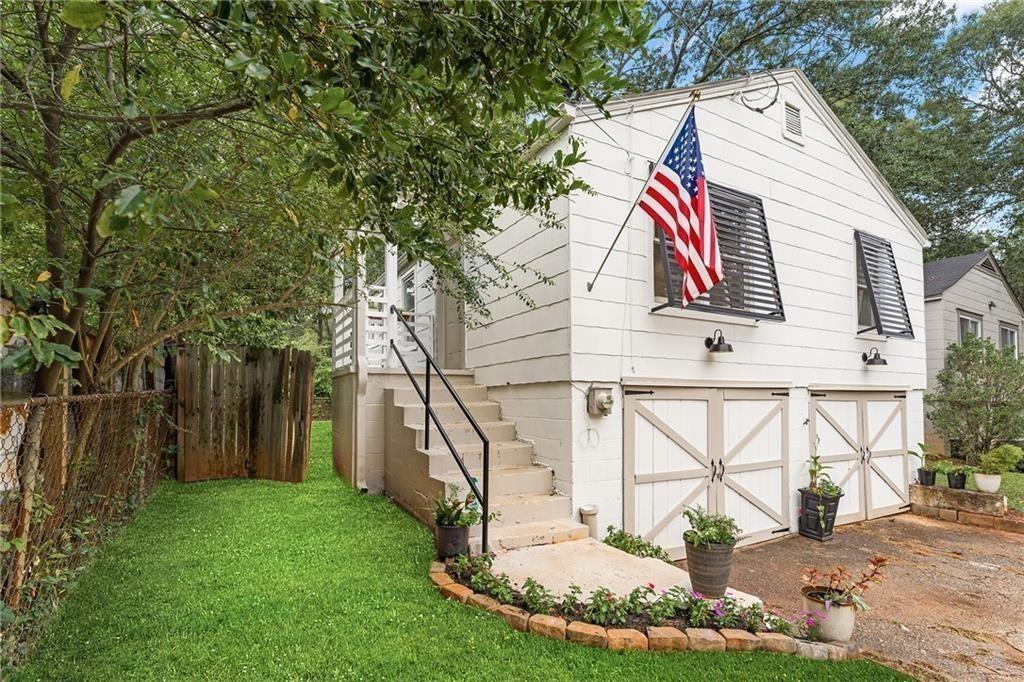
427, 562, 861, 661
910, 484, 1024, 534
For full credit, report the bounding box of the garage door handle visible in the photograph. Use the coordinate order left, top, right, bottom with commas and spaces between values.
865, 449, 872, 463
709, 460, 717, 480
718, 458, 725, 481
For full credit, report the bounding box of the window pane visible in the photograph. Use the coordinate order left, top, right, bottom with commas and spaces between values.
1002, 327, 1019, 356
960, 316, 980, 342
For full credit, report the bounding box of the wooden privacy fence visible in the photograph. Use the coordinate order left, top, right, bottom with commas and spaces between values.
176, 346, 314, 483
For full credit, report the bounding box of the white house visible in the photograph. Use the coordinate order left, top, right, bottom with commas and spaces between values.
923, 251, 1023, 456
332, 69, 928, 557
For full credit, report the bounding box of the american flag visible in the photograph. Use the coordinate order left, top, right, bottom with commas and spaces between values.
638, 109, 723, 305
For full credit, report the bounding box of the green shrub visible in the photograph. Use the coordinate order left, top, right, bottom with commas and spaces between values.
582, 587, 628, 626
469, 570, 515, 604
682, 506, 741, 547
603, 526, 671, 562
521, 578, 556, 615
981, 444, 1024, 474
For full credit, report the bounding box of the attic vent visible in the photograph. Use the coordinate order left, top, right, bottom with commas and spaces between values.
980, 258, 997, 273
855, 231, 914, 339
783, 102, 803, 139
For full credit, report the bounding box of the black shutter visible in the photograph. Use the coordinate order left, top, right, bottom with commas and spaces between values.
655, 183, 785, 321
855, 231, 914, 338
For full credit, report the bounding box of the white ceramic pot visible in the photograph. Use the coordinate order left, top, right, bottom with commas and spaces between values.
974, 473, 1002, 493
802, 586, 857, 642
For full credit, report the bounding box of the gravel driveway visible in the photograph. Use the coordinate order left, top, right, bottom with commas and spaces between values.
706, 515, 1024, 681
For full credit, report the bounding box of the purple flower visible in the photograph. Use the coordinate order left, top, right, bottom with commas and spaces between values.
690, 589, 705, 600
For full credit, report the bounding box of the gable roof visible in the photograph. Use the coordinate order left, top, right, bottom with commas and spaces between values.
571, 68, 930, 247
924, 250, 1024, 317
923, 251, 989, 297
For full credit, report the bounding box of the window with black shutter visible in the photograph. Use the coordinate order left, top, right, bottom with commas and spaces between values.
652, 182, 785, 321
855, 230, 914, 338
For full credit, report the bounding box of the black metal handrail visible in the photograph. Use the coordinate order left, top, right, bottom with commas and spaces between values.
389, 305, 490, 553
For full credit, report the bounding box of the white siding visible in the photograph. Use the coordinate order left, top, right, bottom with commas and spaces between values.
487, 382, 573, 494
465, 140, 573, 386
565, 77, 927, 527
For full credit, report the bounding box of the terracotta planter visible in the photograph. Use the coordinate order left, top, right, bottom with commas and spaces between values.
435, 525, 469, 559
974, 473, 1001, 493
684, 538, 735, 598
801, 585, 857, 642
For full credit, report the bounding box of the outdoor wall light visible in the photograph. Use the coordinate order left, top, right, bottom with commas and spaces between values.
705, 329, 733, 353
862, 347, 887, 366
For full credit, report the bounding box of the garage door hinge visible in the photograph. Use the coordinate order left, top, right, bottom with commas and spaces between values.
810, 392, 827, 397
625, 389, 655, 396
772, 527, 790, 535
899, 503, 911, 510
894, 393, 906, 398
771, 391, 789, 397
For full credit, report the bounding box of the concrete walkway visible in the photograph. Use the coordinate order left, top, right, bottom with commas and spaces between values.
491, 537, 759, 605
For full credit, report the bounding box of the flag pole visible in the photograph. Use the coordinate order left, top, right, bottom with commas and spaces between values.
586, 89, 701, 293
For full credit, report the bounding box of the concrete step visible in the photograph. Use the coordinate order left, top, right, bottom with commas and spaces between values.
399, 400, 501, 426
391, 384, 489, 405
437, 465, 553, 498
490, 492, 571, 527
413, 420, 515, 448
471, 519, 591, 553
422, 441, 535, 472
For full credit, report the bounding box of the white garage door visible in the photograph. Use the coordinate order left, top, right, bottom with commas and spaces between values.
624, 387, 789, 559
810, 391, 909, 524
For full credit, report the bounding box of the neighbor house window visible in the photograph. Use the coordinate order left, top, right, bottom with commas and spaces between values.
959, 312, 981, 342
1000, 323, 1019, 356
652, 182, 785, 321
854, 231, 914, 338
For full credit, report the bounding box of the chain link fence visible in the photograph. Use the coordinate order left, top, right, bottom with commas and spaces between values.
1, 391, 173, 669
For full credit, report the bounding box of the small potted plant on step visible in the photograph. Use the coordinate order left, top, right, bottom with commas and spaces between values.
798, 443, 843, 542
434, 484, 484, 559
936, 461, 972, 490
801, 555, 888, 642
909, 442, 936, 486
682, 506, 742, 598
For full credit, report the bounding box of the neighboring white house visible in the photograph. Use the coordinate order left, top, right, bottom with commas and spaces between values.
923, 251, 1023, 456
332, 69, 928, 557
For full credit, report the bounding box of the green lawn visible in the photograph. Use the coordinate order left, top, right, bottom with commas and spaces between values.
15, 423, 906, 681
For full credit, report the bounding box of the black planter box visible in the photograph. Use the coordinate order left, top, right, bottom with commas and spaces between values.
947, 472, 967, 489
798, 488, 843, 542
917, 468, 936, 486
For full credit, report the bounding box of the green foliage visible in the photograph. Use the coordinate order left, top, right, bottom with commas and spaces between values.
909, 442, 936, 472
682, 506, 741, 548
807, 443, 843, 496
450, 553, 493, 581
581, 587, 629, 627
602, 526, 671, 562
521, 578, 556, 616
935, 460, 973, 477
645, 592, 682, 625
433, 484, 483, 527
468, 570, 516, 606
1, 1, 648, 394
560, 583, 583, 615
926, 336, 1024, 463
981, 445, 1024, 474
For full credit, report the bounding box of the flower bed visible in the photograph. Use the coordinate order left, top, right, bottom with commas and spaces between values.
428, 556, 860, 661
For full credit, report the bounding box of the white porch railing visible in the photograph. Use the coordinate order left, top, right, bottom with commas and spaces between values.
333, 245, 433, 372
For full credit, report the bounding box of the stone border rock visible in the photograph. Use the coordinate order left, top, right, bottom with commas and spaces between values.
427, 561, 860, 661
910, 484, 1024, 533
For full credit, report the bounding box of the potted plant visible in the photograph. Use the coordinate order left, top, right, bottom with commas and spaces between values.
909, 442, 936, 486
798, 445, 843, 542
975, 444, 1023, 493
434, 484, 484, 559
936, 461, 972, 490
682, 506, 741, 598
800, 555, 888, 642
